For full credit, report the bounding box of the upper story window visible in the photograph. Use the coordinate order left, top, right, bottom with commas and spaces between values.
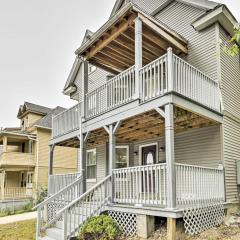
86, 149, 97, 180
88, 65, 97, 74
116, 146, 129, 169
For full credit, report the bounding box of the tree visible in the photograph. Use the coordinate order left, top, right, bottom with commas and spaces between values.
223, 24, 240, 56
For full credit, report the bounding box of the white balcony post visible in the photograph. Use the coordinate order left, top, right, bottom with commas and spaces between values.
78, 132, 87, 193
109, 124, 116, 173
135, 17, 143, 100
48, 144, 55, 193
3, 136, 7, 152
81, 60, 89, 119
165, 103, 176, 209
167, 47, 174, 92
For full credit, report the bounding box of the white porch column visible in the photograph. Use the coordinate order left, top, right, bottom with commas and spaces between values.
48, 144, 55, 191
3, 136, 7, 153
167, 47, 174, 92
81, 61, 89, 119
165, 103, 176, 209
0, 171, 5, 201
78, 133, 87, 193
109, 125, 116, 173
135, 17, 143, 99
48, 145, 55, 176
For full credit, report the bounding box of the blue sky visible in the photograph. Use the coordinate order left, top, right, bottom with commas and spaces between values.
0, 0, 239, 127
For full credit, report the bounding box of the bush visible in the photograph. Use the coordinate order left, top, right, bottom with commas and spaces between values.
36, 187, 48, 204
79, 215, 120, 240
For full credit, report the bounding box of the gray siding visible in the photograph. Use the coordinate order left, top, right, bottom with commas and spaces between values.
91, 126, 221, 192
131, 125, 221, 168
220, 27, 240, 118
222, 116, 240, 203
156, 1, 218, 80
73, 66, 110, 102
220, 26, 240, 203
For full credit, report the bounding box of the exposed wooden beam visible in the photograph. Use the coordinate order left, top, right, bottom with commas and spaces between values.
138, 13, 188, 54
85, 13, 137, 60
90, 59, 120, 75
101, 47, 134, 66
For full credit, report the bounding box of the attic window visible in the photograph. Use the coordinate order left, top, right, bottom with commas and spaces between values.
89, 65, 97, 74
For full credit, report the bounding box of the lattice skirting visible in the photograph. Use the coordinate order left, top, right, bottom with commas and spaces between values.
183, 202, 225, 236
108, 211, 137, 237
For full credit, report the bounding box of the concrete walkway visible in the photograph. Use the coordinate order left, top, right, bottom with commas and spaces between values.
0, 211, 37, 225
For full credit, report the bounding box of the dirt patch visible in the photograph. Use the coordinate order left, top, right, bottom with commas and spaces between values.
123, 224, 240, 240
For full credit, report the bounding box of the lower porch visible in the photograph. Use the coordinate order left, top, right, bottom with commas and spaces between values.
49, 105, 225, 210
0, 170, 34, 201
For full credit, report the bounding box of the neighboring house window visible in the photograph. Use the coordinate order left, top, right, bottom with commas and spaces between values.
89, 65, 97, 74
116, 146, 129, 169
87, 149, 97, 180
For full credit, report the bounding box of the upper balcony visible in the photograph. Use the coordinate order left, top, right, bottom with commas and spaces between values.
0, 152, 35, 168
52, 51, 222, 140
51, 3, 222, 141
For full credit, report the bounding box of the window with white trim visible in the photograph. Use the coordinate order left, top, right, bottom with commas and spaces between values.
87, 149, 97, 179
116, 146, 129, 169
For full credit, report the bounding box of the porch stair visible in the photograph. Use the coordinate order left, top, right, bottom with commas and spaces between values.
36, 175, 112, 240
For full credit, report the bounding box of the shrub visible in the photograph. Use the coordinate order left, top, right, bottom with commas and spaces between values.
79, 215, 120, 240
36, 187, 48, 204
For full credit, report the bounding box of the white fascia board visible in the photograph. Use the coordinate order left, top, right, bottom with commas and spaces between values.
63, 86, 77, 96
63, 57, 82, 94
192, 5, 238, 37
177, 0, 219, 10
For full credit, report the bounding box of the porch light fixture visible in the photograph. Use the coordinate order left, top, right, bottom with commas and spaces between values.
159, 146, 165, 152
134, 151, 138, 156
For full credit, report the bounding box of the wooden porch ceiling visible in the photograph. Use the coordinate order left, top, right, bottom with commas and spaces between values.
76, 5, 188, 74
57, 107, 218, 149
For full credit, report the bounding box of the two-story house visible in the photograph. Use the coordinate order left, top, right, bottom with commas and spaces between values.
35, 0, 240, 239
0, 102, 78, 210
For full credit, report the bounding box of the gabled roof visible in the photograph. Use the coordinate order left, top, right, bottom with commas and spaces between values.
63, 29, 95, 97
110, 0, 219, 18
17, 102, 52, 119
35, 106, 66, 129
192, 4, 238, 37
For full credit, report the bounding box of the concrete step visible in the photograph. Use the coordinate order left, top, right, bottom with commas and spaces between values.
46, 227, 64, 240
39, 236, 56, 240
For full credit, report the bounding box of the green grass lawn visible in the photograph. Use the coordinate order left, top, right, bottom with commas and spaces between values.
0, 220, 36, 240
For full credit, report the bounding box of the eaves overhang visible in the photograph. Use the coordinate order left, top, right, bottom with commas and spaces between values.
192, 5, 238, 37
75, 3, 188, 73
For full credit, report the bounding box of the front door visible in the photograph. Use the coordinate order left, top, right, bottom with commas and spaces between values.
142, 145, 157, 165
26, 172, 33, 196
141, 145, 157, 195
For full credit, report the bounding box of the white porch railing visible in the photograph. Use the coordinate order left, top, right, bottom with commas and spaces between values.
176, 163, 225, 206
172, 55, 221, 112
3, 187, 32, 200
48, 175, 112, 240
52, 103, 81, 139
48, 172, 82, 196
113, 163, 167, 206
112, 163, 224, 207
35, 176, 83, 237
139, 53, 221, 112
52, 52, 222, 139
140, 54, 167, 101
85, 66, 135, 119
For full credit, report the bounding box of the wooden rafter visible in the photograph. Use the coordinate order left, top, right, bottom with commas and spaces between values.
85, 13, 137, 60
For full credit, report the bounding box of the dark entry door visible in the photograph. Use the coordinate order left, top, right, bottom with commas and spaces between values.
142, 145, 157, 165
141, 145, 157, 194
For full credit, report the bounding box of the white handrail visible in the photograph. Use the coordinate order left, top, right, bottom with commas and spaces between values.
52, 175, 112, 239
35, 175, 83, 237
113, 163, 167, 206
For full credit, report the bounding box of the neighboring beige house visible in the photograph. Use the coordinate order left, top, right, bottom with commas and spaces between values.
0, 102, 78, 207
